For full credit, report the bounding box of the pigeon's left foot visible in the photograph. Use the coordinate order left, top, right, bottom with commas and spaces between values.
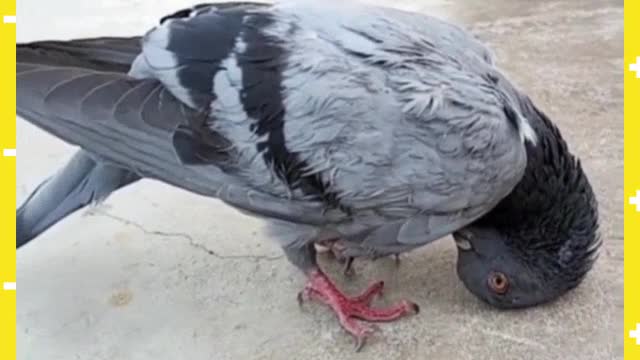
298, 269, 419, 351
315, 240, 355, 276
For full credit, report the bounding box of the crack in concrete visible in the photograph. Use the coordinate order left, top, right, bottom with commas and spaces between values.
92, 211, 283, 262
476, 328, 546, 350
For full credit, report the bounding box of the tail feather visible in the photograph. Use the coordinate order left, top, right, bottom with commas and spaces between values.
15, 37, 209, 246
17, 37, 142, 71
17, 150, 139, 248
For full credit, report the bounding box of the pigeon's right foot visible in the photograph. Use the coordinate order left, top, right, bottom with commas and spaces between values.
315, 239, 348, 262
298, 269, 419, 351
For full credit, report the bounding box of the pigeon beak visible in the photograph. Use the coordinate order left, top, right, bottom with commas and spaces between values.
453, 230, 474, 251
455, 238, 473, 251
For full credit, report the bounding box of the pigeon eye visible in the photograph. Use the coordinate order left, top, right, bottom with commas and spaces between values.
488, 272, 509, 294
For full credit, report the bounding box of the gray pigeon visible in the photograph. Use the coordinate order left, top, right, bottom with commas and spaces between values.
16, 1, 600, 350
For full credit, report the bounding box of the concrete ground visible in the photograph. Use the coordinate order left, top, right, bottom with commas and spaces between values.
16, 0, 623, 359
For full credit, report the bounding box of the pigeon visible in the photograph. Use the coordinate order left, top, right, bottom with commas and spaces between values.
16, 1, 600, 350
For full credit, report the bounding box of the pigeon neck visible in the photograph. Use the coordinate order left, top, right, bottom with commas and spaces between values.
477, 98, 600, 288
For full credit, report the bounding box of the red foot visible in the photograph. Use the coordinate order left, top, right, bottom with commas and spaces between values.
298, 269, 419, 351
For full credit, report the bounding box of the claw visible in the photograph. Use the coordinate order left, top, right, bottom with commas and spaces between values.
409, 301, 420, 314
354, 335, 367, 352
343, 257, 355, 276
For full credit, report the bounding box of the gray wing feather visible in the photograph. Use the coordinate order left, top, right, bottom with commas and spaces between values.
17, 61, 338, 226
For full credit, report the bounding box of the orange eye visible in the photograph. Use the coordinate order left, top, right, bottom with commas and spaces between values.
488, 272, 509, 294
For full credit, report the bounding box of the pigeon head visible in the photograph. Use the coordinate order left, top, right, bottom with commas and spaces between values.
453, 96, 600, 309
